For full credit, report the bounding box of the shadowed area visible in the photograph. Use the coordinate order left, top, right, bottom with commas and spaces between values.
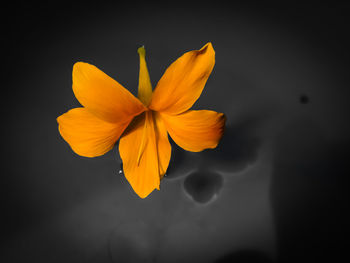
199, 117, 261, 174
270, 119, 350, 262
183, 171, 224, 203
214, 250, 273, 263
163, 139, 197, 180
299, 94, 309, 104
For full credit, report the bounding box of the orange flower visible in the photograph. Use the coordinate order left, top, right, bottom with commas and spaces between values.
57, 43, 226, 198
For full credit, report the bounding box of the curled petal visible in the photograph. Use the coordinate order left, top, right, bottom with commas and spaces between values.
119, 111, 171, 198
161, 110, 226, 152
149, 43, 215, 115
73, 62, 146, 123
57, 108, 129, 157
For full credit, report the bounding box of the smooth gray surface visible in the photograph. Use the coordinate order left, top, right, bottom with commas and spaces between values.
4, 3, 350, 263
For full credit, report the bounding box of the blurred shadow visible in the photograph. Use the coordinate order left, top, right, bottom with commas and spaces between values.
199, 116, 262, 174
165, 115, 263, 181
163, 138, 197, 180
183, 170, 223, 204
270, 119, 350, 262
299, 94, 310, 104
214, 250, 273, 263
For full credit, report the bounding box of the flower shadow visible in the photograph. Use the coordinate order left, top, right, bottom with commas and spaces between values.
164, 115, 262, 182
183, 170, 223, 204
198, 116, 262, 174
163, 138, 197, 180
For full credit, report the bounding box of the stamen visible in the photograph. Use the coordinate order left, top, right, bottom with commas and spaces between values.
137, 46, 153, 106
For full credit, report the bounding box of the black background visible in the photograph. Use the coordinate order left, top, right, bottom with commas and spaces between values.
3, 2, 350, 262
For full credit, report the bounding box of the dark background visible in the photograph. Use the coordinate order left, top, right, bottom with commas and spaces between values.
3, 2, 350, 262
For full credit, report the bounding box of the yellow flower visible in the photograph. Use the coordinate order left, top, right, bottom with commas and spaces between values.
57, 43, 226, 198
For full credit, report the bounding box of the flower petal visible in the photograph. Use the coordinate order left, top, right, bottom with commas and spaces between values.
72, 62, 146, 123
154, 112, 172, 179
119, 111, 171, 198
149, 43, 215, 115
57, 108, 129, 157
161, 110, 226, 152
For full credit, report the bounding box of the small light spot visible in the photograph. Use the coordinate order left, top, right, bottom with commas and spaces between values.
118, 163, 123, 175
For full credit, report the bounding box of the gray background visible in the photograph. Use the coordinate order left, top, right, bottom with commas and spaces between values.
4, 2, 350, 263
